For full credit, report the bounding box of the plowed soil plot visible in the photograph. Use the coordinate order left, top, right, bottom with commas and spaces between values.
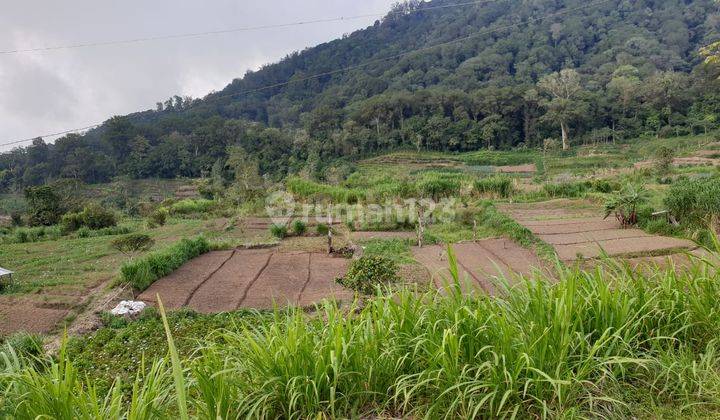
0, 304, 68, 334
412, 238, 546, 295
499, 200, 697, 262
352, 231, 417, 241
138, 249, 353, 313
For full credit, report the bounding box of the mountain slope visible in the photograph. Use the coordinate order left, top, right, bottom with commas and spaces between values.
2, 0, 720, 189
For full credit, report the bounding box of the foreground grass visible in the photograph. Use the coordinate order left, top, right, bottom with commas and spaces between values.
3, 245, 720, 417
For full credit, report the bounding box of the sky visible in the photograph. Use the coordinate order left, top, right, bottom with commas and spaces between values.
0, 0, 397, 151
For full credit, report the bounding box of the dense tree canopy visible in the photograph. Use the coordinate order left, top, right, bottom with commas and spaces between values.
2, 0, 720, 190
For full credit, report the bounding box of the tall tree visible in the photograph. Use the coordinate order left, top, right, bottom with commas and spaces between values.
537, 69, 585, 150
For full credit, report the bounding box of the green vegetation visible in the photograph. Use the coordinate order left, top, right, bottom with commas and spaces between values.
269, 224, 287, 239
291, 219, 307, 236
5, 249, 720, 417
360, 238, 415, 265
665, 176, 720, 227
473, 175, 514, 198
61, 204, 117, 233
111, 233, 155, 253
287, 177, 364, 204
168, 199, 215, 215
120, 236, 210, 291
148, 207, 168, 227
316, 223, 329, 235
604, 184, 649, 227
337, 256, 399, 294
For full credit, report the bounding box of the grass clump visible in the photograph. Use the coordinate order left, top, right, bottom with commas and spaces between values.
291, 219, 307, 236
316, 223, 330, 235
360, 238, 414, 264
6, 247, 720, 417
270, 224, 287, 239
148, 207, 169, 228
168, 199, 216, 215
61, 203, 117, 233
120, 236, 210, 291
111, 233, 155, 253
287, 177, 364, 204
337, 255, 399, 294
473, 175, 514, 198
665, 176, 720, 227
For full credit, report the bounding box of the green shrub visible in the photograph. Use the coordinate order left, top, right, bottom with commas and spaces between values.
665, 176, 720, 226
4, 332, 44, 359
417, 174, 462, 201
81, 203, 117, 229
24, 185, 63, 226
287, 177, 365, 204
316, 223, 330, 235
337, 256, 398, 294
120, 236, 210, 291
112, 233, 155, 253
169, 199, 216, 215
474, 175, 514, 198
270, 224, 288, 239
148, 207, 169, 228
543, 181, 590, 198
0, 225, 63, 244
61, 204, 117, 233
292, 220, 307, 236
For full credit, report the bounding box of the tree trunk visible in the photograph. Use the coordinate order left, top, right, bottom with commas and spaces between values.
560, 122, 569, 150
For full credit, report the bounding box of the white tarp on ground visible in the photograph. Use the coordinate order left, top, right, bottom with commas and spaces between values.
110, 301, 146, 317
0, 267, 13, 277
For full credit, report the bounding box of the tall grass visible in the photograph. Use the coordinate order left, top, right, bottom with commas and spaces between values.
120, 236, 210, 291
168, 199, 216, 215
287, 177, 365, 204
4, 246, 720, 417
474, 175, 514, 198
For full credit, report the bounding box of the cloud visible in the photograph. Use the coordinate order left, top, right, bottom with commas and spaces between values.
0, 0, 397, 151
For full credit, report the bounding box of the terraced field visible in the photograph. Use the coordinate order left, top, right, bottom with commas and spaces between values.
138, 249, 353, 313
412, 238, 546, 295
499, 200, 697, 262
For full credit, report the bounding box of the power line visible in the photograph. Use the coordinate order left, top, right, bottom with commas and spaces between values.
0, 0, 494, 55
0, 0, 615, 149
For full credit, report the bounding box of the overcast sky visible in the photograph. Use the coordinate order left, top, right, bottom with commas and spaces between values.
0, 0, 397, 151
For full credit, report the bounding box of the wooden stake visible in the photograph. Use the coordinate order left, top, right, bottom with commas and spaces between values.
417, 207, 424, 248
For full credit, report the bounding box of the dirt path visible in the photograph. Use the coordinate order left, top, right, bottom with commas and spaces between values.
500, 200, 697, 262
412, 238, 546, 295
139, 249, 353, 313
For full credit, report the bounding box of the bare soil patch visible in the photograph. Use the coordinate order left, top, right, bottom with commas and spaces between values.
0, 303, 68, 334
412, 238, 546, 295
500, 201, 697, 263
497, 163, 537, 174
139, 249, 352, 313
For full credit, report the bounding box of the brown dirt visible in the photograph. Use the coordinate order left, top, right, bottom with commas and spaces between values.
139, 249, 352, 313
0, 304, 68, 334
497, 163, 537, 174
501, 201, 697, 263
412, 238, 546, 295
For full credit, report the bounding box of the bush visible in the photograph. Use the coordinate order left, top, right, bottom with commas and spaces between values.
61, 204, 117, 233
270, 224, 288, 239
120, 236, 210, 291
417, 174, 462, 201
665, 176, 720, 226
169, 199, 216, 215
24, 185, 63, 226
337, 256, 398, 294
292, 220, 307, 236
655, 145, 675, 175
112, 233, 155, 253
148, 208, 169, 228
474, 175, 514, 198
543, 181, 590, 198
3, 332, 44, 359
316, 223, 330, 235
81, 204, 117, 229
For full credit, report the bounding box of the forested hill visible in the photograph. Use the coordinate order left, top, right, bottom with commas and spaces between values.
2, 0, 720, 189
